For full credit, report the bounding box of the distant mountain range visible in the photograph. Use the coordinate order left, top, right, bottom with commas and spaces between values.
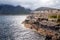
0, 4, 31, 15
0, 5, 60, 15
35, 7, 60, 11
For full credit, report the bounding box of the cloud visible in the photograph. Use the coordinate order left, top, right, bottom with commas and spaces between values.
0, 0, 60, 10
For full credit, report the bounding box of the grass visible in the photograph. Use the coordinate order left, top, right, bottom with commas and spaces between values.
48, 15, 57, 18
48, 14, 60, 23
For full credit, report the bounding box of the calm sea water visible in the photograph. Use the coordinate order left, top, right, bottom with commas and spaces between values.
0, 15, 45, 40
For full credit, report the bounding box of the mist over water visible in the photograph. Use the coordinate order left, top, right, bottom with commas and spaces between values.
0, 15, 45, 40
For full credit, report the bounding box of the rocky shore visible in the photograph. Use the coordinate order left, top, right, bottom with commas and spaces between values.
22, 12, 60, 40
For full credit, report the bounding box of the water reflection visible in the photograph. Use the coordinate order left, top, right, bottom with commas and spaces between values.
0, 15, 45, 40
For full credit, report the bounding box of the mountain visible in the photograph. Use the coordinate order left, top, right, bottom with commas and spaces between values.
35, 7, 60, 11
0, 4, 31, 15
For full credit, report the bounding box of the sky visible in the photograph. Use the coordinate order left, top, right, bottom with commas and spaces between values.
0, 0, 60, 10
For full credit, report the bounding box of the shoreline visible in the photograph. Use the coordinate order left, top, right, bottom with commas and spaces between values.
0, 14, 29, 16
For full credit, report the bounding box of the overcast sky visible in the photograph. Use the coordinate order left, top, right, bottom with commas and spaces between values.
0, 0, 60, 10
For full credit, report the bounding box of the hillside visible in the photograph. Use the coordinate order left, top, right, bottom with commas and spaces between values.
0, 4, 31, 15
35, 7, 60, 11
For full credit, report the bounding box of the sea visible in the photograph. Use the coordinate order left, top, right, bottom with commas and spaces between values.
0, 15, 45, 40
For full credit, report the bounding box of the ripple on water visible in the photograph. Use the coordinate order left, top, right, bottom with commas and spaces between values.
0, 15, 45, 40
